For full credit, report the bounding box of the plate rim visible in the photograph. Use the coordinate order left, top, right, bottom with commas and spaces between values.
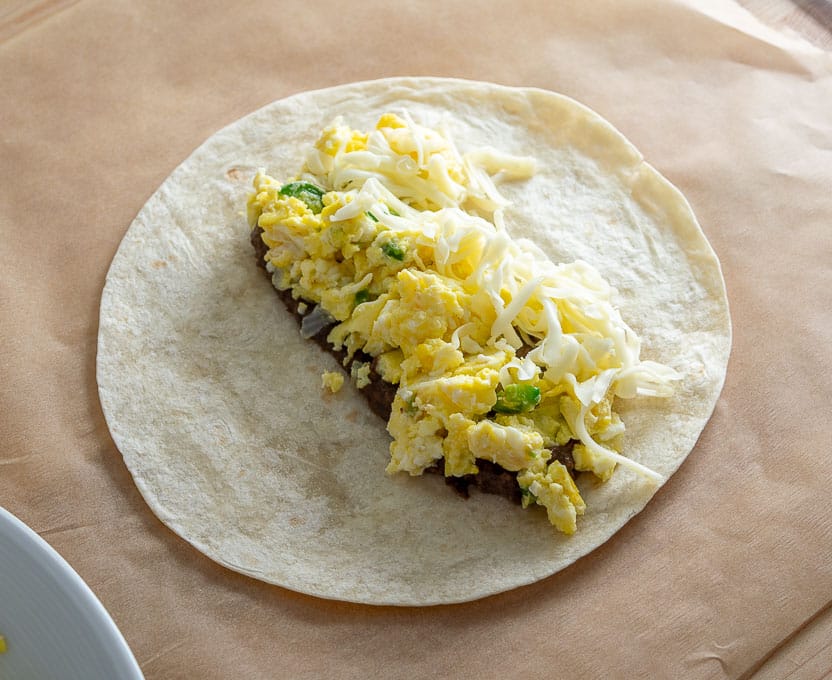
0, 505, 144, 679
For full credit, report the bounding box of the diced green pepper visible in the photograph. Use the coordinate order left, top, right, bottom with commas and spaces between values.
520, 486, 538, 508
354, 289, 371, 305
381, 239, 406, 261
278, 181, 325, 214
493, 384, 541, 414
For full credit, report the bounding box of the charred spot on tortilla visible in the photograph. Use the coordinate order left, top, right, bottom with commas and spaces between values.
246, 112, 681, 535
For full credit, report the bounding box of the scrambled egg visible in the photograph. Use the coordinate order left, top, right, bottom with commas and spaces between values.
321, 371, 344, 393
247, 112, 678, 534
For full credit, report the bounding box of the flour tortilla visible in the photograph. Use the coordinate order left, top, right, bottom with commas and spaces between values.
97, 77, 731, 605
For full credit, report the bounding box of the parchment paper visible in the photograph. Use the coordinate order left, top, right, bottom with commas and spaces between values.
1, 0, 830, 678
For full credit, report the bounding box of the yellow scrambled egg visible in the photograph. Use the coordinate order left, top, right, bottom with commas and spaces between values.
247, 113, 677, 534
321, 371, 344, 393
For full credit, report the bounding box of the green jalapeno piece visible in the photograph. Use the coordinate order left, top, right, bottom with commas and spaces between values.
278, 181, 325, 214
381, 240, 406, 261
493, 384, 541, 414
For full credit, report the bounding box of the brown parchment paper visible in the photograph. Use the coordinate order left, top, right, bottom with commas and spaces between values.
1, 1, 830, 678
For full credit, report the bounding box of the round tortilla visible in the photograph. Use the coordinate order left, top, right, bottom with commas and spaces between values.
97, 77, 731, 605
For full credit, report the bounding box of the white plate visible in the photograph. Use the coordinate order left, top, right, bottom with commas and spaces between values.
0, 506, 144, 680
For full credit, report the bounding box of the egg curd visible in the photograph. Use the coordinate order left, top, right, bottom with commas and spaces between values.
247, 112, 679, 534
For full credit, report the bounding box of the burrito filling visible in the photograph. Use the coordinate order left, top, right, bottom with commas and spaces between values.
247, 112, 679, 534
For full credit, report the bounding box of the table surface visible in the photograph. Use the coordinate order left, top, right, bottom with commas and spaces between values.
0, 0, 832, 680
1, 2, 829, 53
721, 12, 830, 678
739, 0, 832, 48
